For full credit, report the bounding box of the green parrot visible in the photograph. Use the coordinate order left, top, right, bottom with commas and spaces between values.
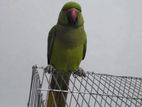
45, 1, 87, 107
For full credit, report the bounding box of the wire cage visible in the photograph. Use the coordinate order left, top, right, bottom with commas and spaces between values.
27, 65, 142, 107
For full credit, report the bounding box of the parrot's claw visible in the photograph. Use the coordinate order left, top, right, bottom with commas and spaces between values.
44, 65, 56, 73
73, 67, 86, 78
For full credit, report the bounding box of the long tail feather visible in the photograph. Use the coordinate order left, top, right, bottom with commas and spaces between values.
46, 72, 71, 107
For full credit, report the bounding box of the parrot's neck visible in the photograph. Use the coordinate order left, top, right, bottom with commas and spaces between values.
57, 23, 83, 28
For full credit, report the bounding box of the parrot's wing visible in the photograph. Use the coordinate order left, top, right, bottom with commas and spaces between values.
48, 25, 56, 64
82, 39, 87, 60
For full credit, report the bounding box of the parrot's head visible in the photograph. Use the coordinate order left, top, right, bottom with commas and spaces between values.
58, 1, 84, 27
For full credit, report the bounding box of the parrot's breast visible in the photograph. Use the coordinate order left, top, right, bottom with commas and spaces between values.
56, 25, 86, 48
51, 36, 84, 73
50, 26, 86, 73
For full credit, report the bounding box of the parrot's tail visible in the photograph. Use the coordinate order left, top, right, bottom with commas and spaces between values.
46, 72, 71, 107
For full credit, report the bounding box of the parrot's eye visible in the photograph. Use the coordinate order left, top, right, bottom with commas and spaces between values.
63, 8, 81, 12
76, 8, 81, 12
63, 8, 68, 12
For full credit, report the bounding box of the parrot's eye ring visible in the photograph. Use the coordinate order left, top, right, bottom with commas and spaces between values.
76, 8, 81, 12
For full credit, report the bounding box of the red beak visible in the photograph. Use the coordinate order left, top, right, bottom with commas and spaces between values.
67, 8, 78, 24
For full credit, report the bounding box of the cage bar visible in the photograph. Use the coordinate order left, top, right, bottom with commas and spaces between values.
27, 65, 142, 107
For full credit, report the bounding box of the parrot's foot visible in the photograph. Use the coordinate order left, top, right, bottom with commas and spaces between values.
73, 67, 86, 78
44, 65, 56, 73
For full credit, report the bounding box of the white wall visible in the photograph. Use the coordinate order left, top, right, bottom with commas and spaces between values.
0, 0, 142, 106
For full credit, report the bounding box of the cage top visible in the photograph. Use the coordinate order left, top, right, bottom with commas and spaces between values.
28, 65, 142, 107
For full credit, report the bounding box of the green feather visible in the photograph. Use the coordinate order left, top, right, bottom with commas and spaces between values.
57, 2, 84, 27
48, 1, 86, 73
47, 26, 56, 64
46, 2, 87, 107
62, 1, 81, 12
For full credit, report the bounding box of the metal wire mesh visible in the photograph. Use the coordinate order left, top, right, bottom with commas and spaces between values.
27, 65, 142, 107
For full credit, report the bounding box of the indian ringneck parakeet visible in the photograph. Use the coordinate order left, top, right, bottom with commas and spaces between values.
46, 1, 87, 107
